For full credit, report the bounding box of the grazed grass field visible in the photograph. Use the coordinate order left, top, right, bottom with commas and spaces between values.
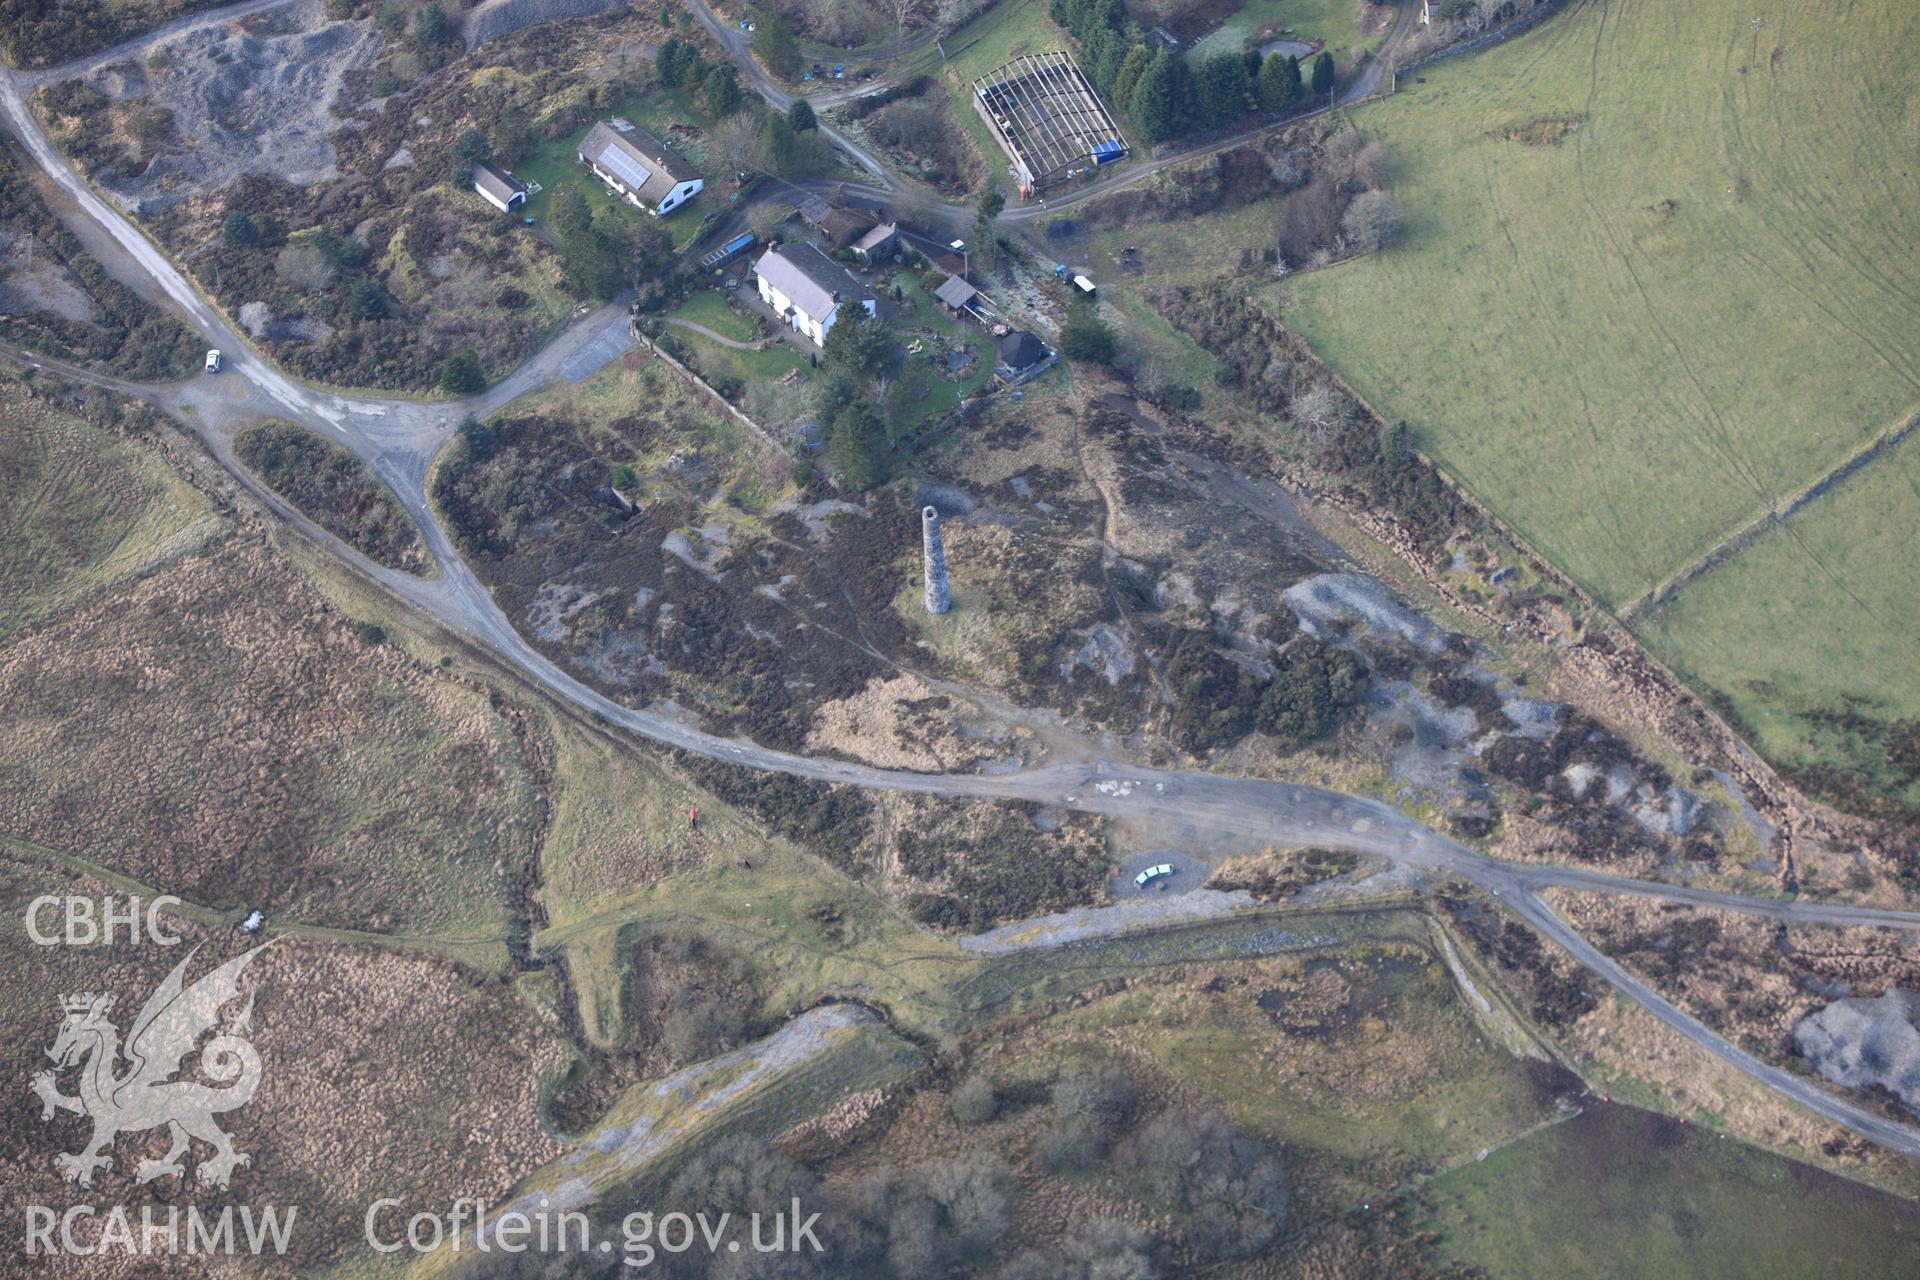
1414, 1104, 1920, 1279
1635, 431, 1920, 808
1275, 0, 1920, 801
0, 385, 219, 642
1284, 0, 1920, 608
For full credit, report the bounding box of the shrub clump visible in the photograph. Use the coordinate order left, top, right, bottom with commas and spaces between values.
236, 422, 427, 573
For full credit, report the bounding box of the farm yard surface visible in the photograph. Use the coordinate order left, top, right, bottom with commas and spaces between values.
1278, 0, 1920, 808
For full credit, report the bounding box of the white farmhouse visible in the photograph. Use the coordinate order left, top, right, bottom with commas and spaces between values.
576, 120, 703, 216
753, 243, 877, 347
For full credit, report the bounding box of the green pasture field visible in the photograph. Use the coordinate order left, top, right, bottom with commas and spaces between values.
1279, 0, 1920, 608
1634, 430, 1920, 808
1273, 0, 1920, 802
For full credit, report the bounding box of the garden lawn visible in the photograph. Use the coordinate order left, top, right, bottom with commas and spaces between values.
666, 288, 761, 342
673, 325, 808, 386
890, 271, 997, 417
513, 87, 723, 248
1183, 0, 1379, 65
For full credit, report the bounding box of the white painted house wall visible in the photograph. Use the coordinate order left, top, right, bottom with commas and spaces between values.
584, 162, 703, 216
755, 274, 875, 346
654, 178, 702, 216
475, 184, 522, 213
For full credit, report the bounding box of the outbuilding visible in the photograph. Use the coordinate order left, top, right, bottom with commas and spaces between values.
471, 161, 527, 212
994, 329, 1055, 385
998, 329, 1047, 374
933, 274, 979, 315
851, 221, 900, 264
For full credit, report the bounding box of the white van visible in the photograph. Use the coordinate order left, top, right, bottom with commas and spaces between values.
205, 349, 221, 373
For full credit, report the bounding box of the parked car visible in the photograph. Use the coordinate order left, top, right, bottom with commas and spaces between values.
204, 349, 221, 372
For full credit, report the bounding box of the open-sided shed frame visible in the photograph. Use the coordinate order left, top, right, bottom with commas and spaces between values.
972, 50, 1128, 194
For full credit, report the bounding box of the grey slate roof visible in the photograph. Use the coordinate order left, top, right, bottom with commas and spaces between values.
578, 121, 700, 207
999, 329, 1047, 370
852, 221, 898, 254
933, 275, 978, 310
471, 161, 525, 205
754, 243, 875, 322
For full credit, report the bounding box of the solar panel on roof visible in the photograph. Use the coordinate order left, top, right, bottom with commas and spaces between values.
594, 143, 654, 191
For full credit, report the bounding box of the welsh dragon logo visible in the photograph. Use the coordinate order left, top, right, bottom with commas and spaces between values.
31, 944, 269, 1190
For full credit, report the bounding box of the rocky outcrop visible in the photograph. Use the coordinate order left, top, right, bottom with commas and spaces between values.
461, 0, 630, 49
1795, 989, 1920, 1114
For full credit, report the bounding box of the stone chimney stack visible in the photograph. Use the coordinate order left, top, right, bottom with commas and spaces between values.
922, 505, 951, 615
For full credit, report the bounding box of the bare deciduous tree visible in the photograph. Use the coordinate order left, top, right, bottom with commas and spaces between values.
710, 109, 764, 177
883, 0, 919, 34
273, 241, 335, 291
1341, 188, 1402, 252
1349, 140, 1389, 188
1278, 175, 1343, 262
802, 0, 867, 45
746, 200, 791, 241
934, 0, 978, 33
1292, 381, 1345, 445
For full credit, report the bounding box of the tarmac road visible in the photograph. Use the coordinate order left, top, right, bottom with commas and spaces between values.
6, 4, 1920, 1163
